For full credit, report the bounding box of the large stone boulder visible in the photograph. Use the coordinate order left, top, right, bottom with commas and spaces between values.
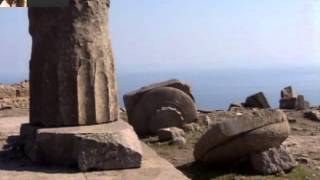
124, 79, 194, 115
244, 92, 271, 108
124, 80, 198, 135
250, 145, 297, 174
194, 109, 290, 165
20, 120, 142, 171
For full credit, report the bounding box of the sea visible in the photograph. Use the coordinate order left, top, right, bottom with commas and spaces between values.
1, 67, 320, 110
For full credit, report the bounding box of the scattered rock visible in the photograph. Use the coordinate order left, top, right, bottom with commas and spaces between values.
279, 86, 310, 110
250, 145, 297, 174
204, 115, 213, 127
183, 122, 201, 132
194, 109, 289, 165
288, 117, 297, 123
244, 92, 271, 108
283, 135, 320, 169
157, 127, 185, 142
296, 157, 310, 164
171, 136, 187, 148
304, 110, 320, 121
0, 81, 29, 109
123, 80, 198, 135
0, 104, 12, 110
120, 107, 126, 112
228, 102, 243, 111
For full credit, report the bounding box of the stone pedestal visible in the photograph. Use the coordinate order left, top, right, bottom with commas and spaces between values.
22, 0, 143, 171
21, 120, 142, 171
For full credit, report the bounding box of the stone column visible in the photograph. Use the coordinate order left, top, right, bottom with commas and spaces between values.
21, 0, 142, 171
29, 0, 118, 127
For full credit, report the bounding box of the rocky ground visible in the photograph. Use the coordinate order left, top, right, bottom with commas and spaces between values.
0, 81, 319, 179
0, 81, 29, 110
134, 108, 320, 180
0, 107, 319, 180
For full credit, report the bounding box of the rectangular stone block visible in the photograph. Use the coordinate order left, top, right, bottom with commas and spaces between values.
21, 120, 143, 171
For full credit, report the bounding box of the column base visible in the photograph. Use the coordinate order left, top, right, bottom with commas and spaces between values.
20, 120, 142, 171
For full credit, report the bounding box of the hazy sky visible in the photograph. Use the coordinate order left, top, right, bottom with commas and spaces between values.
0, 0, 319, 80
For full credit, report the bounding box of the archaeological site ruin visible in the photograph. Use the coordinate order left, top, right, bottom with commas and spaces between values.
0, 0, 319, 180
21, 0, 143, 171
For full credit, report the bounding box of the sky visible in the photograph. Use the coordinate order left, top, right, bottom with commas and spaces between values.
0, 0, 320, 81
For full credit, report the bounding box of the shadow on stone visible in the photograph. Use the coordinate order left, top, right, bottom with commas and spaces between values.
177, 161, 258, 180
0, 135, 79, 174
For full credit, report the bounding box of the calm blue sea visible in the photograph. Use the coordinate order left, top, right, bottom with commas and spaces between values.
117, 67, 320, 110
1, 67, 319, 110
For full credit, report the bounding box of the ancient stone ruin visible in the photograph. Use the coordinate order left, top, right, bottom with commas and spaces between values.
279, 86, 310, 110
20, 0, 142, 171
244, 92, 271, 108
0, 80, 29, 109
123, 79, 198, 135
194, 109, 296, 174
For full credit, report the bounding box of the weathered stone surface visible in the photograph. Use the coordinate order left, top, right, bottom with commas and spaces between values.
127, 86, 198, 135
281, 86, 298, 99
20, 120, 142, 171
296, 95, 310, 110
279, 98, 297, 109
157, 127, 185, 142
244, 92, 271, 108
250, 145, 297, 174
194, 109, 290, 164
304, 110, 320, 121
124, 79, 194, 120
28, 0, 118, 127
0, 115, 187, 179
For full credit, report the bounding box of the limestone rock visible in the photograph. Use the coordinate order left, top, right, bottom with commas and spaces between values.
157, 127, 185, 142
194, 109, 290, 164
28, 0, 118, 127
250, 145, 297, 174
244, 92, 271, 108
20, 120, 142, 171
304, 110, 320, 121
124, 81, 198, 135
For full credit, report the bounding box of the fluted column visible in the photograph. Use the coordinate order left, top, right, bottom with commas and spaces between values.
29, 0, 118, 127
